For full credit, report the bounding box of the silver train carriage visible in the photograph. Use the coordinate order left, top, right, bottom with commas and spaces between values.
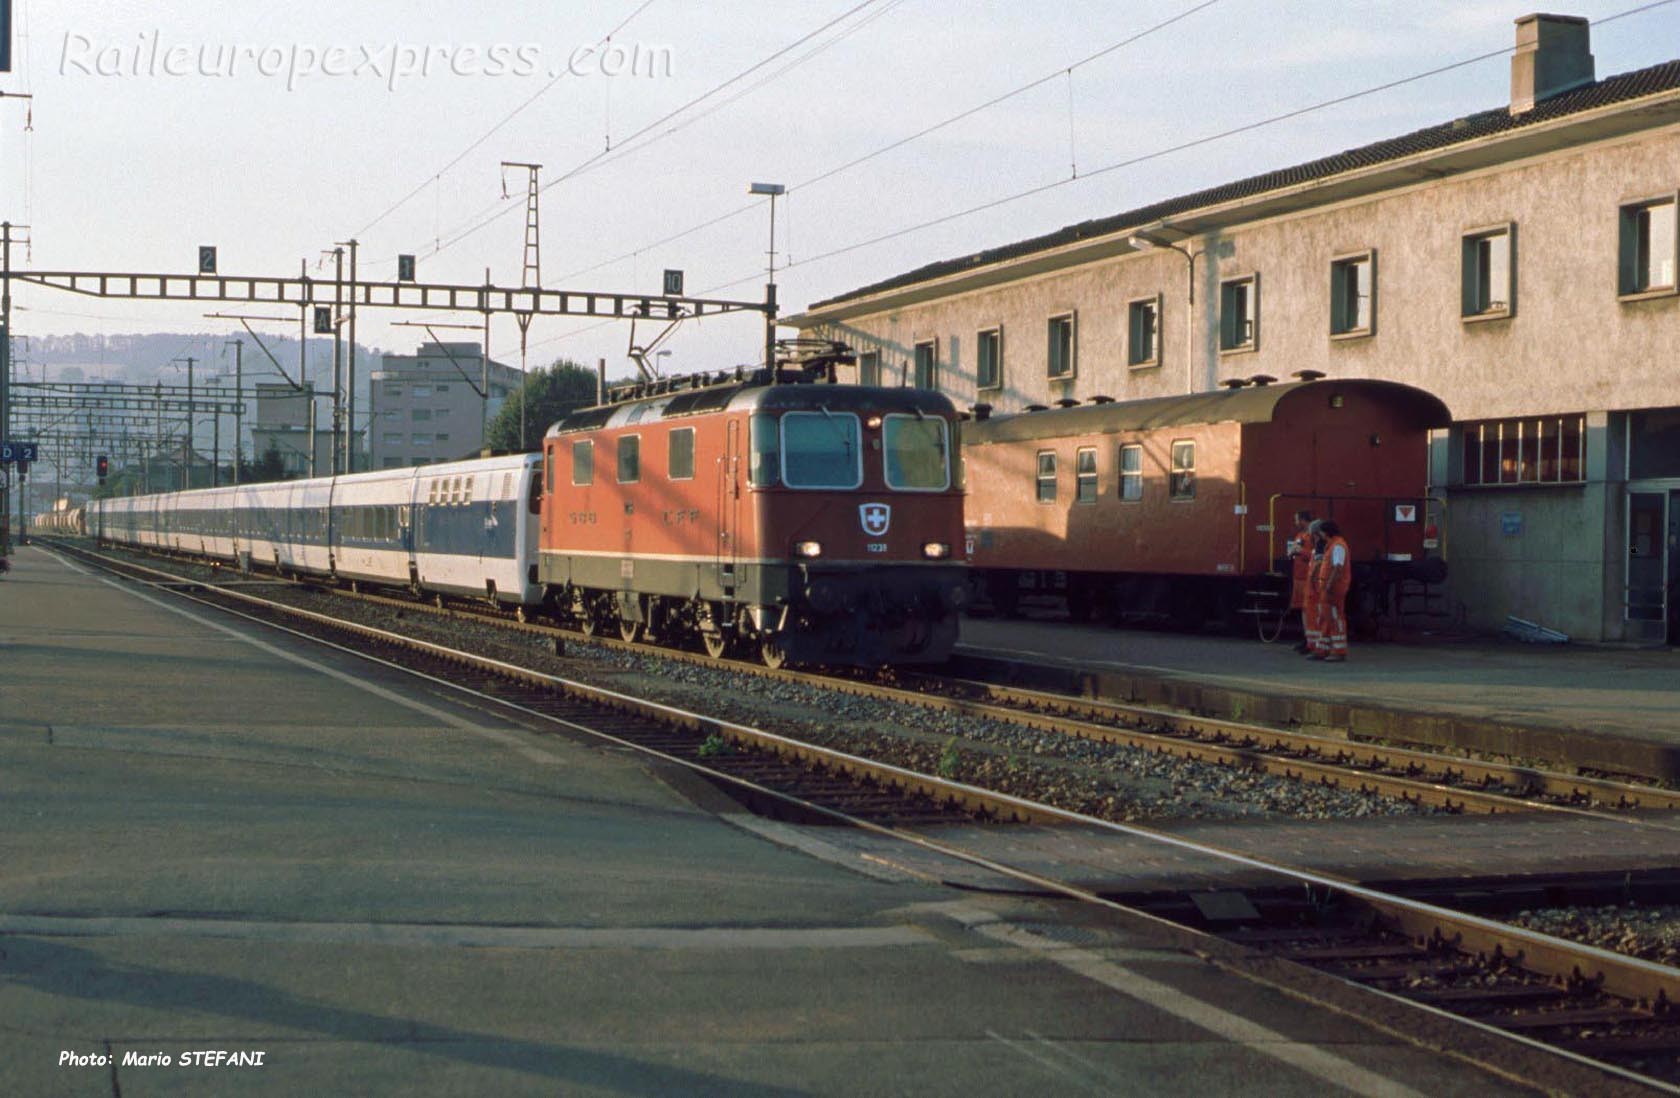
87, 454, 543, 609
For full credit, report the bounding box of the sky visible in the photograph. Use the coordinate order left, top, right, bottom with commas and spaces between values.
2, 0, 1678, 383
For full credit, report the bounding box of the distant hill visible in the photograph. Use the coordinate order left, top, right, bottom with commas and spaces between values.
24, 331, 387, 398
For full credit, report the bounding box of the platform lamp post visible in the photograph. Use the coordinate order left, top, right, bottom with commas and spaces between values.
749, 182, 785, 375
1128, 232, 1201, 395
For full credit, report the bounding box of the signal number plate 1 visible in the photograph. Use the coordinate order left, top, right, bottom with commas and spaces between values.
866, 542, 888, 553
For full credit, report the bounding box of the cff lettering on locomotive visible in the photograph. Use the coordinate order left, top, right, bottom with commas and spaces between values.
538, 345, 968, 668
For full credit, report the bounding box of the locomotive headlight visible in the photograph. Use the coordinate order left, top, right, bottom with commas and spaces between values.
866, 415, 883, 429
795, 540, 823, 558
922, 541, 951, 559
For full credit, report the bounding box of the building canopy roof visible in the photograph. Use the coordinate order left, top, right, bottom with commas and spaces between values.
810, 58, 1680, 311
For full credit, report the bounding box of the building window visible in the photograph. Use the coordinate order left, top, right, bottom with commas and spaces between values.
435, 433, 449, 443
1035, 451, 1057, 503
913, 340, 937, 390
669, 427, 695, 480
572, 440, 594, 486
434, 407, 449, 417
383, 458, 403, 468
1127, 297, 1159, 367
1330, 251, 1375, 336
412, 408, 432, 421
1219, 277, 1257, 351
1119, 443, 1143, 500
1461, 225, 1514, 318
1169, 440, 1196, 499
858, 350, 881, 387
1459, 415, 1585, 486
411, 385, 433, 398
383, 384, 403, 398
1075, 447, 1098, 503
1619, 196, 1678, 296
617, 435, 641, 483
1047, 314, 1076, 379
411, 433, 432, 447
976, 328, 1002, 391
436, 383, 451, 393
381, 432, 403, 446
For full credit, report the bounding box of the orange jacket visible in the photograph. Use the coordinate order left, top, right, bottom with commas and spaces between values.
1317, 535, 1351, 599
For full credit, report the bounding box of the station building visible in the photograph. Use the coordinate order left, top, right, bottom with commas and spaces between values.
368, 341, 521, 468
786, 14, 1680, 645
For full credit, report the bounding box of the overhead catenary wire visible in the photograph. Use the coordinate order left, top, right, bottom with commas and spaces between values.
554, 0, 1223, 283
684, 0, 1680, 301
416, 0, 893, 263
348, 0, 658, 243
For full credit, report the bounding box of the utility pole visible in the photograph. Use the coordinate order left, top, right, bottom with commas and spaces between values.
175, 355, 196, 490
1, 221, 11, 554
501, 161, 542, 451
340, 238, 359, 474
227, 338, 243, 485
329, 247, 344, 475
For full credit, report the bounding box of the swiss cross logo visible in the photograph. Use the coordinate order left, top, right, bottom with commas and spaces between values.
859, 502, 891, 536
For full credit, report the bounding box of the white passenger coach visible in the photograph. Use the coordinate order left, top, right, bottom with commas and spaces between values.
88, 453, 543, 611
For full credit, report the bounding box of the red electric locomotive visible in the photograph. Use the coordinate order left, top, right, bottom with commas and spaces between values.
539, 348, 968, 667
962, 375, 1451, 630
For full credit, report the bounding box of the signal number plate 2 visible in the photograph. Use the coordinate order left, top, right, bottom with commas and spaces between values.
866, 542, 888, 553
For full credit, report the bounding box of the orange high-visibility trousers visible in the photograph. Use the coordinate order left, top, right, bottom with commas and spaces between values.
1313, 536, 1351, 661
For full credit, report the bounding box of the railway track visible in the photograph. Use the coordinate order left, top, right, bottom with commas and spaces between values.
74, 538, 1680, 824
47, 538, 1680, 1092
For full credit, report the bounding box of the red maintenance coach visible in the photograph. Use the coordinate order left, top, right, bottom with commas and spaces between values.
962, 373, 1452, 631
538, 346, 969, 668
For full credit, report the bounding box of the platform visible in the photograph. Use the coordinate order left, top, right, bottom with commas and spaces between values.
0, 546, 1533, 1097
956, 612, 1680, 781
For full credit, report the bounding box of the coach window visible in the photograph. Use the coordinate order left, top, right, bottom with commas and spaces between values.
617, 435, 641, 484
781, 411, 862, 489
1035, 451, 1057, 503
1170, 440, 1196, 500
883, 414, 951, 491
669, 427, 696, 480
1075, 447, 1098, 503
750, 414, 781, 487
1119, 443, 1143, 500
572, 440, 594, 486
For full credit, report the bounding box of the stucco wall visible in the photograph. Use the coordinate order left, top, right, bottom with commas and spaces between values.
802, 121, 1680, 643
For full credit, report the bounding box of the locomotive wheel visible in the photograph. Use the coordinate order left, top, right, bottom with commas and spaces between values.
434, 593, 446, 610
759, 637, 788, 670
702, 631, 729, 660
578, 614, 599, 637
618, 618, 643, 644
515, 605, 528, 624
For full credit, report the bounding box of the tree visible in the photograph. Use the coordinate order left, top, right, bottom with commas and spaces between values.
484, 359, 598, 452
240, 445, 287, 485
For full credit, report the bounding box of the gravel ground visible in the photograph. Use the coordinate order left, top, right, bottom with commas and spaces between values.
1511, 905, 1680, 966
100, 548, 1431, 826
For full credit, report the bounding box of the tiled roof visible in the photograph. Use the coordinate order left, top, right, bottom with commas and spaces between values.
810, 59, 1680, 310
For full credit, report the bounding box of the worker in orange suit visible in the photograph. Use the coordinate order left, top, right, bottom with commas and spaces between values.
1300, 519, 1324, 657
1286, 509, 1314, 652
1312, 519, 1352, 662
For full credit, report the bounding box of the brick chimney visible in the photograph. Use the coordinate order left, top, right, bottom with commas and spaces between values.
1510, 13, 1595, 115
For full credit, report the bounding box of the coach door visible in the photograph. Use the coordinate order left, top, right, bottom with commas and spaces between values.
716, 419, 741, 597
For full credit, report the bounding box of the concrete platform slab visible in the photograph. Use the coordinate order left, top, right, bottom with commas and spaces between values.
0, 547, 1547, 1094
956, 612, 1680, 779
